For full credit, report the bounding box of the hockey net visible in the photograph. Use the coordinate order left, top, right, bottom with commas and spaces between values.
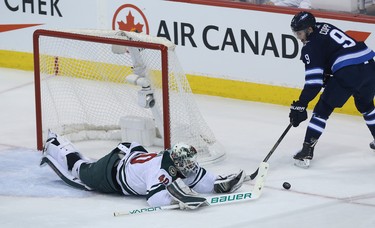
33, 29, 225, 164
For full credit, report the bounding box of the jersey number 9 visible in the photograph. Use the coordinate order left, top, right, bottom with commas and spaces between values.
330, 29, 356, 48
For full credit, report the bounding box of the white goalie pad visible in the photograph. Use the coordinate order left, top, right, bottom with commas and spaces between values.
40, 155, 92, 191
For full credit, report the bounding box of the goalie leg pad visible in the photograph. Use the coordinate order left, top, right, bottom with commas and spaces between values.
40, 155, 92, 191
43, 130, 89, 171
214, 170, 246, 193
166, 178, 208, 210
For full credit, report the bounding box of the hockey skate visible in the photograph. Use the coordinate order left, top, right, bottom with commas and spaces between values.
293, 142, 314, 168
40, 130, 92, 190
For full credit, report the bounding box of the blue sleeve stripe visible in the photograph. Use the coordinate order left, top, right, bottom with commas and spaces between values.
305, 79, 323, 85
332, 48, 375, 73
305, 68, 324, 85
305, 68, 324, 76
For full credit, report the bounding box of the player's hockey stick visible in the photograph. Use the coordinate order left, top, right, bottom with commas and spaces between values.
245, 123, 292, 181
113, 162, 269, 217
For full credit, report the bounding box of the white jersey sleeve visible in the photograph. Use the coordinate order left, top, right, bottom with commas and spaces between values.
145, 168, 175, 207
182, 166, 216, 193
147, 190, 173, 207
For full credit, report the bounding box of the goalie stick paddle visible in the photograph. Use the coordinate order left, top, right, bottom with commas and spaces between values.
113, 162, 269, 217
245, 123, 292, 181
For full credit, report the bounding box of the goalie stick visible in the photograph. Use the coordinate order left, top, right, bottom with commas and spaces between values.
244, 123, 292, 181
113, 162, 269, 217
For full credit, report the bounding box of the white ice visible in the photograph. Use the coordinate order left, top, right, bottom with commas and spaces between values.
0, 67, 374, 228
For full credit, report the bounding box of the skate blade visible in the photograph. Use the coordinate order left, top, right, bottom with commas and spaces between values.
294, 159, 310, 168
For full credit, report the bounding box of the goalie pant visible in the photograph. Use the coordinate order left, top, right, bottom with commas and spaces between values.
53, 142, 242, 207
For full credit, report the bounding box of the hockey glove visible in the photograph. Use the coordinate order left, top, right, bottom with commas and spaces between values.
289, 100, 307, 127
214, 170, 246, 193
166, 178, 208, 210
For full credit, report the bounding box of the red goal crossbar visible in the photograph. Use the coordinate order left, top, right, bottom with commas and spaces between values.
33, 29, 171, 151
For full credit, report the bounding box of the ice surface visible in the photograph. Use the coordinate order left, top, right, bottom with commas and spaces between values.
0, 68, 374, 228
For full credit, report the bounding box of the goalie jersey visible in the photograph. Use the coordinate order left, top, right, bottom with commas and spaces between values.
115, 146, 216, 207
298, 22, 375, 106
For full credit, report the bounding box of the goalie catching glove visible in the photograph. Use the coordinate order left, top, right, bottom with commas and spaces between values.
214, 170, 246, 193
166, 178, 208, 210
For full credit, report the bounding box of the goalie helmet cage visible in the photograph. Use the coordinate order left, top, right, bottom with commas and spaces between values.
33, 29, 225, 164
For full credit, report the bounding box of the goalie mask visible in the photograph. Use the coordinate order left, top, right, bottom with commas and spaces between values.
170, 143, 198, 177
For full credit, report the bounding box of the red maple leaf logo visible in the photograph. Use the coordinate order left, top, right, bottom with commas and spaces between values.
117, 11, 144, 33
345, 30, 371, 42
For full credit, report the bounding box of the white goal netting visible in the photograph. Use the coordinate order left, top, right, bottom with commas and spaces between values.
34, 29, 225, 164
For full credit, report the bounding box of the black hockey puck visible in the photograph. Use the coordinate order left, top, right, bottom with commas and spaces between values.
283, 182, 291, 190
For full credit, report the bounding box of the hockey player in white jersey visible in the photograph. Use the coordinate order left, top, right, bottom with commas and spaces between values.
40, 131, 245, 210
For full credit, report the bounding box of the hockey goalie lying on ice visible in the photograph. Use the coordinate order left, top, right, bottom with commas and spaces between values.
40, 131, 246, 210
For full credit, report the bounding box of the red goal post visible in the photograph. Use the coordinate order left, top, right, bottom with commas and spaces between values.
33, 29, 225, 164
